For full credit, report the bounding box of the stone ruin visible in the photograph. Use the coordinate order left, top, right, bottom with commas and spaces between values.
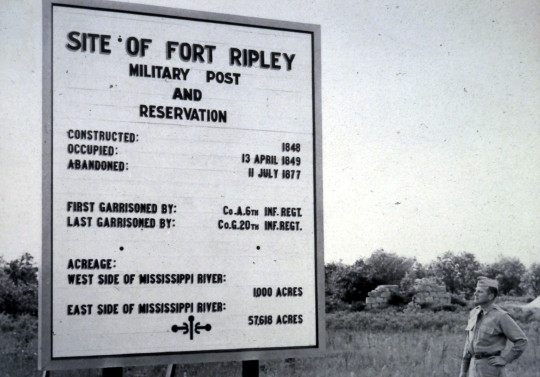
365, 285, 399, 309
365, 279, 451, 309
412, 278, 451, 306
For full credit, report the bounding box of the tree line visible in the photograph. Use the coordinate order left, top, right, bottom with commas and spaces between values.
326, 250, 540, 313
0, 251, 539, 317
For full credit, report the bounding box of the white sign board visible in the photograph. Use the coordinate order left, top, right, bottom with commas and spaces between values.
41, 0, 323, 370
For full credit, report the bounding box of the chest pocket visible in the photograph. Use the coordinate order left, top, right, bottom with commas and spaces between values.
479, 326, 498, 339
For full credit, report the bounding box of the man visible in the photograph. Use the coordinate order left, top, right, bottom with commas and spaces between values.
459, 277, 528, 377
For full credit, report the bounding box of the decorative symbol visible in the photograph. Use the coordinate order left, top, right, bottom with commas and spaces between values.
171, 315, 211, 340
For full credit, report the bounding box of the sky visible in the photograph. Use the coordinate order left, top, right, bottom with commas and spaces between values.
1, 0, 539, 266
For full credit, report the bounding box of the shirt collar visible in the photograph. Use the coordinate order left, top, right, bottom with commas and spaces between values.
478, 303, 496, 314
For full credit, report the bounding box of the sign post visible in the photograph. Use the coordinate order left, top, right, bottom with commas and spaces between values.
102, 368, 123, 377
165, 364, 177, 377
242, 360, 259, 377
41, 0, 323, 371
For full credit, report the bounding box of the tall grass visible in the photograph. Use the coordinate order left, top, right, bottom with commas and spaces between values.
2, 310, 539, 377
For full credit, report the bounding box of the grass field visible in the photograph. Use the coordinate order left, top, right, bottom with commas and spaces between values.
2, 310, 539, 377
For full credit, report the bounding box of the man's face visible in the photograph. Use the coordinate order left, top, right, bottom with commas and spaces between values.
473, 286, 493, 306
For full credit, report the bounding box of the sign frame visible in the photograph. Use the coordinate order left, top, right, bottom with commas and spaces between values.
41, 0, 323, 370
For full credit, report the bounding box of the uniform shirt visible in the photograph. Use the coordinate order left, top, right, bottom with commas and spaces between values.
462, 304, 528, 363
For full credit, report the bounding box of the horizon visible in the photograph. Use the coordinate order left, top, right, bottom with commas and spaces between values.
1, 248, 535, 268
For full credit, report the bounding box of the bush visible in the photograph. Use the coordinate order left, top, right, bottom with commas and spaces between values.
522, 263, 540, 296
450, 294, 468, 307
350, 301, 366, 312
0, 253, 38, 317
497, 295, 534, 304
0, 313, 38, 376
327, 309, 468, 332
327, 305, 540, 333
0, 276, 38, 317
0, 313, 37, 344
430, 303, 461, 312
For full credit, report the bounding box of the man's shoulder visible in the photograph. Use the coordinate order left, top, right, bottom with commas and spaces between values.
491, 304, 508, 315
489, 305, 519, 325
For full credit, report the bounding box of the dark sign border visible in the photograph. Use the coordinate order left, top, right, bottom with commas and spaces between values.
41, 0, 323, 370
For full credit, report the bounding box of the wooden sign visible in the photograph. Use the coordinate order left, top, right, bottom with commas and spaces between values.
41, 0, 323, 370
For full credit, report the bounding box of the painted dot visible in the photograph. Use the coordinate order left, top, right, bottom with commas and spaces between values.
256, 246, 260, 250
118, 37, 122, 42
120, 247, 124, 251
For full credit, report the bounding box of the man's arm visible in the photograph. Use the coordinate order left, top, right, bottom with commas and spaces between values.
459, 337, 472, 377
498, 313, 528, 363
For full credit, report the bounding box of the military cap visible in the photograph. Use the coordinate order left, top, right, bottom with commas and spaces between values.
477, 276, 499, 290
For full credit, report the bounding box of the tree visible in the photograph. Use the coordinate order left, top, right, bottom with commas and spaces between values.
0, 253, 39, 317
4, 253, 38, 286
428, 251, 481, 298
325, 262, 350, 312
325, 261, 375, 311
522, 263, 540, 297
363, 249, 415, 285
483, 257, 526, 296
340, 260, 381, 304
400, 259, 428, 291
324, 250, 416, 312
